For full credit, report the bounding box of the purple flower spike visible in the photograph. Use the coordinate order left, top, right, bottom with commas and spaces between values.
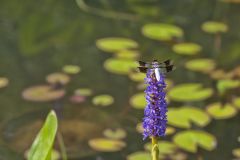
142, 69, 167, 140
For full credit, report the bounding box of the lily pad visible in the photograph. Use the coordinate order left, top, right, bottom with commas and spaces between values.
173, 43, 202, 55
88, 138, 126, 152
165, 126, 176, 135
206, 102, 237, 119
233, 148, 240, 158
173, 130, 217, 153
185, 59, 216, 73
130, 93, 146, 109
115, 50, 139, 59
70, 95, 86, 104
104, 58, 138, 75
129, 72, 146, 82
168, 106, 210, 129
201, 21, 228, 34
0, 77, 9, 88
62, 65, 81, 74
92, 94, 114, 107
74, 88, 93, 96
142, 23, 183, 41
210, 69, 233, 80
96, 37, 138, 52
144, 141, 177, 155
168, 83, 213, 102
103, 128, 127, 139
233, 97, 240, 109
22, 85, 65, 102
217, 79, 240, 95
46, 73, 70, 85
127, 151, 151, 160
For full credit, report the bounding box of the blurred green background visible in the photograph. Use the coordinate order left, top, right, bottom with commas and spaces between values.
1, 0, 240, 159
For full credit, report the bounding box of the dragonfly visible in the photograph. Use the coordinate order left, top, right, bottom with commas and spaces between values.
138, 59, 175, 81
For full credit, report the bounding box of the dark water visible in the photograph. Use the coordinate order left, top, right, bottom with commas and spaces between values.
1, 0, 240, 159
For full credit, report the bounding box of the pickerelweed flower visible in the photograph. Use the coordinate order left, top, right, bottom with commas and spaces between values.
142, 68, 167, 140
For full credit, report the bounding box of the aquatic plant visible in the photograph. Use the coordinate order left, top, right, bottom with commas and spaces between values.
27, 111, 58, 160
142, 68, 168, 160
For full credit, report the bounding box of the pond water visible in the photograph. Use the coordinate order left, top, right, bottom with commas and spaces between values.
1, 0, 240, 159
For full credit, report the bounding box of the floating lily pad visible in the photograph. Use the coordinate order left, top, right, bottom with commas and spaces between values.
103, 128, 127, 139
233, 148, 240, 158
96, 37, 138, 52
210, 69, 233, 80
129, 72, 146, 82
144, 141, 177, 155
62, 65, 81, 74
88, 138, 126, 152
233, 97, 240, 109
168, 106, 210, 128
185, 59, 216, 73
46, 73, 70, 85
217, 79, 240, 95
173, 43, 202, 55
127, 151, 151, 160
70, 95, 86, 104
201, 21, 228, 34
231, 66, 240, 78
104, 58, 138, 75
130, 93, 146, 109
173, 130, 217, 153
165, 126, 176, 135
142, 23, 183, 41
168, 83, 213, 102
22, 85, 65, 102
115, 50, 139, 59
74, 88, 93, 96
0, 77, 9, 88
206, 102, 237, 119
92, 94, 114, 107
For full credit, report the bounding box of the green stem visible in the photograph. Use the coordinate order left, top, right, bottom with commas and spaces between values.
151, 136, 159, 160
57, 132, 68, 160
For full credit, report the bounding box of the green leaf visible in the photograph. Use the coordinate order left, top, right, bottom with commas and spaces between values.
104, 58, 138, 75
168, 106, 210, 129
28, 110, 58, 160
168, 83, 213, 102
142, 23, 183, 41
103, 128, 127, 140
217, 79, 240, 95
130, 93, 146, 109
173, 130, 217, 153
201, 21, 228, 34
233, 148, 240, 158
185, 59, 216, 73
206, 102, 237, 119
0, 77, 9, 88
115, 50, 139, 60
88, 138, 126, 152
127, 152, 151, 160
92, 94, 114, 107
172, 43, 202, 55
96, 37, 138, 52
233, 97, 240, 109
62, 65, 81, 74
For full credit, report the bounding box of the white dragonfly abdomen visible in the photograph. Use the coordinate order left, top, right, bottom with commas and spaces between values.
154, 68, 161, 81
